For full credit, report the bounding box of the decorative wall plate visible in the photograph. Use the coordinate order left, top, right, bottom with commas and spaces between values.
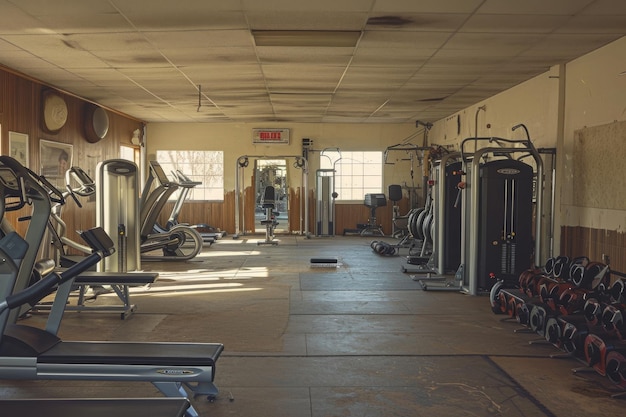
83, 103, 109, 143
42, 91, 68, 133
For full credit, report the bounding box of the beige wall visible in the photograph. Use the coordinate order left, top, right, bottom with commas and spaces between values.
428, 35, 626, 254
560, 36, 626, 233
145, 122, 420, 198
429, 65, 561, 150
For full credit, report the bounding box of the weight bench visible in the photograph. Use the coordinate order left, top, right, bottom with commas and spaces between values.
34, 270, 157, 320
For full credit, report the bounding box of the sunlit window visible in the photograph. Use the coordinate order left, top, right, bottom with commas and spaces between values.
320, 150, 383, 201
156, 150, 224, 201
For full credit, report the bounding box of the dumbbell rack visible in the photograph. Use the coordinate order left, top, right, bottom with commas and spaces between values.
491, 255, 626, 394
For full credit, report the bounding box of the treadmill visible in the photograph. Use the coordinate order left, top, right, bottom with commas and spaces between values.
0, 398, 190, 417
0, 156, 223, 417
0, 228, 193, 417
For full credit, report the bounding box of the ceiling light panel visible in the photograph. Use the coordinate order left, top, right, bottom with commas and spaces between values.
252, 30, 361, 47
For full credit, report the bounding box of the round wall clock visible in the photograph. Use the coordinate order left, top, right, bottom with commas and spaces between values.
42, 91, 68, 133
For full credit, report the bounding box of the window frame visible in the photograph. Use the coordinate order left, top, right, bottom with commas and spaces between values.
319, 150, 384, 203
155, 150, 225, 202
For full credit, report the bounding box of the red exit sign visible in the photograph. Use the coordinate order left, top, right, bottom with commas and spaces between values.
252, 128, 290, 144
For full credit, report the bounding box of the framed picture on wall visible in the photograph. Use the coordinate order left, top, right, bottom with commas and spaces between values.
39, 139, 73, 189
9, 131, 29, 167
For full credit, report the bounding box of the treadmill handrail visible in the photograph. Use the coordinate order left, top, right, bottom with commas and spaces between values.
0, 228, 113, 314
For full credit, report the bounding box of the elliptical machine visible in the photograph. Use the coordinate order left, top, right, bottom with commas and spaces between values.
167, 170, 225, 242
44, 166, 96, 268
138, 161, 204, 261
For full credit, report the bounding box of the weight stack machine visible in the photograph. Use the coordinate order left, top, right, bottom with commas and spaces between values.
441, 159, 463, 274
477, 159, 534, 291
460, 133, 544, 296
315, 169, 335, 236
96, 159, 140, 272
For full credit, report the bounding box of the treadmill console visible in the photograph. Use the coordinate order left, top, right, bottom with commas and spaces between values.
149, 161, 171, 186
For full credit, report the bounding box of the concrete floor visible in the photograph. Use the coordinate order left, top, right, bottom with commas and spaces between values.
1, 235, 625, 416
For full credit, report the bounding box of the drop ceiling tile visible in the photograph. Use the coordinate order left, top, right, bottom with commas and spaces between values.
262, 64, 347, 80
477, 0, 594, 15
128, 12, 247, 30
366, 13, 468, 31
68, 69, 145, 86
266, 80, 339, 92
11, 0, 118, 15
32, 14, 133, 33
270, 93, 333, 103
177, 63, 263, 78
520, 33, 621, 59
373, 0, 483, 14
443, 33, 545, 54
580, 0, 626, 14
63, 32, 154, 51
358, 30, 451, 49
350, 48, 433, 66
114, 67, 182, 78
0, 1, 52, 34
460, 14, 571, 33
556, 15, 626, 33
410, 66, 480, 82
93, 50, 170, 68
0, 50, 47, 69
162, 47, 259, 66
143, 30, 253, 49
256, 46, 353, 65
115, 0, 243, 15
242, 0, 372, 12
246, 11, 367, 30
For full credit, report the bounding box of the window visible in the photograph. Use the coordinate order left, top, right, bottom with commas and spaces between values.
120, 145, 139, 165
320, 150, 383, 201
156, 150, 224, 201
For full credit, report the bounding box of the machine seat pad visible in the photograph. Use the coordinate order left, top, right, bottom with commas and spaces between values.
40, 341, 224, 366
73, 271, 158, 285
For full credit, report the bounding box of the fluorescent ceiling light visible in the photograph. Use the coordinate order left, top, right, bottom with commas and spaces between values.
252, 30, 361, 47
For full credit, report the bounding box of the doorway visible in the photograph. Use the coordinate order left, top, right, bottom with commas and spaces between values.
255, 159, 288, 233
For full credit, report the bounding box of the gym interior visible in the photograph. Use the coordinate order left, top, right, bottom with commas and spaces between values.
1, 2, 626, 416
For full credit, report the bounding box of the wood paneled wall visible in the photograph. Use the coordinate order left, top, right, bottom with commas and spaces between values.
560, 226, 626, 275
0, 66, 143, 244
155, 188, 410, 238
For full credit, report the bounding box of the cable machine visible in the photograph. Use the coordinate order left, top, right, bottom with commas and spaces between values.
234, 155, 309, 238
459, 126, 544, 296
402, 152, 463, 284
96, 159, 140, 272
315, 169, 335, 236
383, 143, 430, 209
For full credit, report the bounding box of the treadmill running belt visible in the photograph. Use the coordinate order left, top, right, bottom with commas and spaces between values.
0, 398, 190, 417
39, 340, 224, 366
